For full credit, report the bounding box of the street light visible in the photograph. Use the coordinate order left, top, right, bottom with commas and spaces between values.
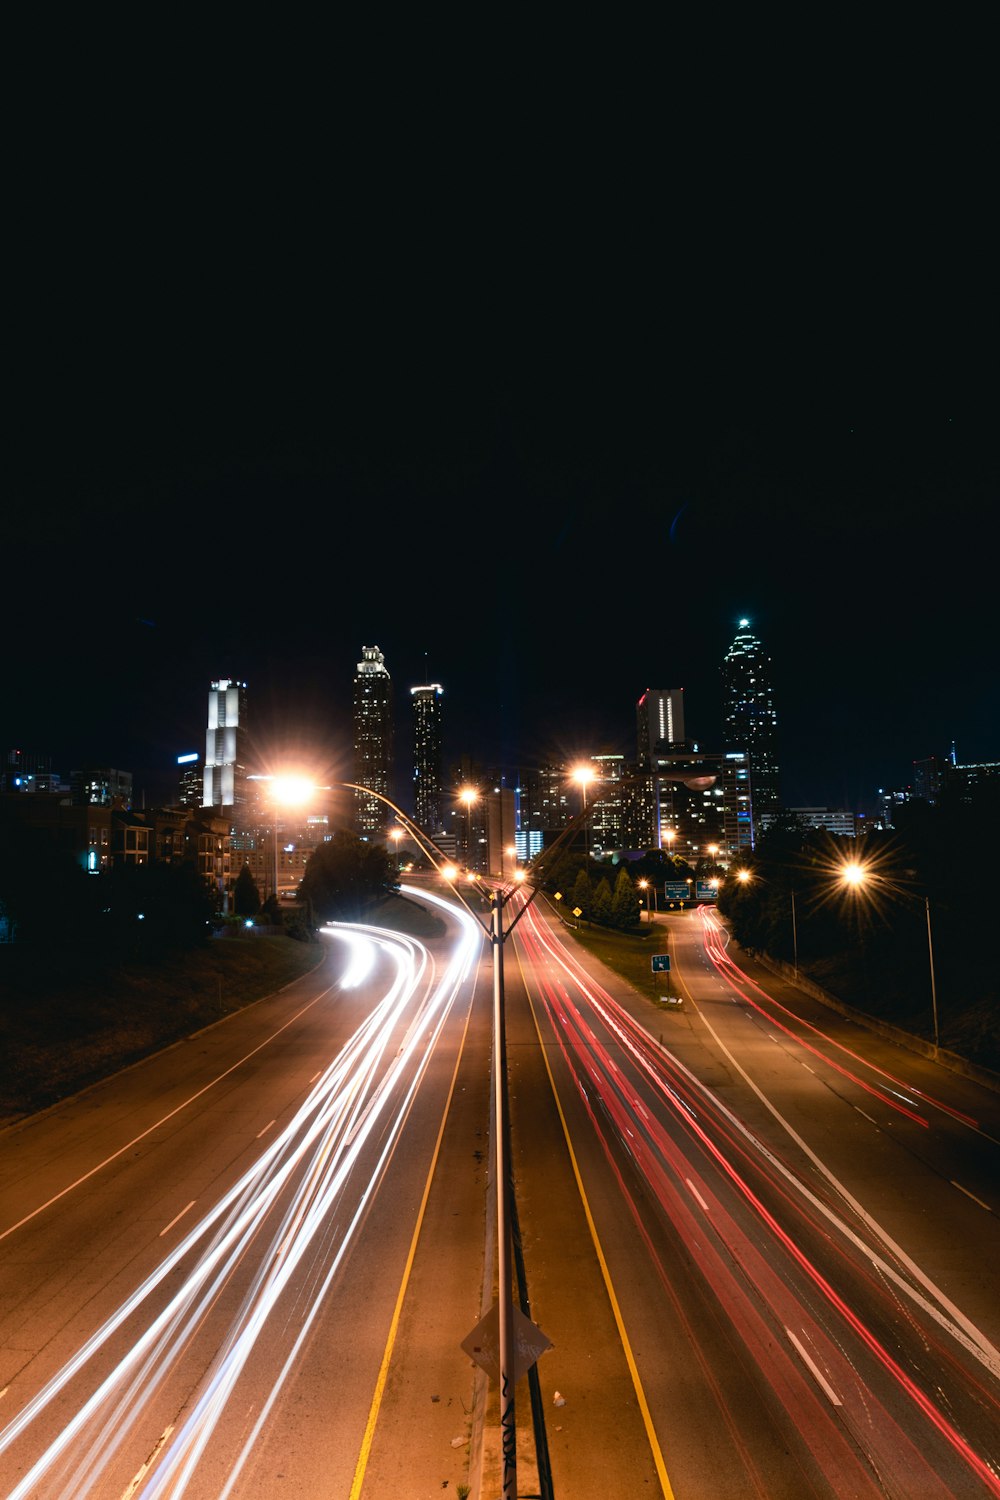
790, 888, 798, 977
841, 862, 940, 1051
638, 877, 657, 922
388, 827, 404, 869
459, 786, 478, 869
734, 867, 798, 974
663, 828, 676, 859
261, 774, 315, 903
572, 764, 595, 864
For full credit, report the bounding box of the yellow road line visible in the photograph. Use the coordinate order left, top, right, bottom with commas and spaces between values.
521, 956, 677, 1499
349, 994, 476, 1499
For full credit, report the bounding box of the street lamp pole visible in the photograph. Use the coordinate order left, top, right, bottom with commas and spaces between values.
491, 886, 516, 1499
926, 894, 939, 1050
790, 888, 798, 978
340, 780, 530, 1500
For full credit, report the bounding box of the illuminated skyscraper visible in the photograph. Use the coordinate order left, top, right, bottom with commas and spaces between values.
636, 688, 685, 764
411, 683, 444, 833
353, 645, 394, 835
202, 678, 249, 815
722, 619, 780, 830
636, 688, 687, 848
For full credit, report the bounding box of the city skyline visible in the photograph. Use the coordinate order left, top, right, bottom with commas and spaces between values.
7, 382, 996, 818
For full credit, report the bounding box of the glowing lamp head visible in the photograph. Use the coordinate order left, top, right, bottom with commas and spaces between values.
271, 775, 313, 807
841, 862, 867, 887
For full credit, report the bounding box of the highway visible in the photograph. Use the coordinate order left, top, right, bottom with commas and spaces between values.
503, 893, 1000, 1498
2, 878, 998, 1498
0, 887, 494, 1499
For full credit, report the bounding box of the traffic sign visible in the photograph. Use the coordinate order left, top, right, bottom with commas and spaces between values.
664, 882, 689, 900
651, 953, 671, 972
695, 880, 719, 901
462, 1303, 552, 1383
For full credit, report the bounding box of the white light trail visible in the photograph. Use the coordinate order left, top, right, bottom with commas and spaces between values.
1, 890, 482, 1499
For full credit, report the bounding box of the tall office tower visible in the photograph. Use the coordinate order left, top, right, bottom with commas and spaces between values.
721, 750, 754, 855
176, 753, 203, 809
353, 645, 394, 836
411, 683, 444, 834
636, 688, 686, 765
202, 679, 249, 816
721, 619, 780, 830
636, 689, 687, 848
589, 753, 626, 854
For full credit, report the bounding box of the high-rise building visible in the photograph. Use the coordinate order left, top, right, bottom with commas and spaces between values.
411, 683, 444, 834
636, 688, 686, 765
202, 679, 249, 816
721, 619, 780, 831
721, 751, 754, 855
635, 688, 690, 849
353, 645, 394, 835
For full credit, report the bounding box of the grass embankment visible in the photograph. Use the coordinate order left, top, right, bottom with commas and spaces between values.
0, 893, 445, 1124
545, 904, 682, 1011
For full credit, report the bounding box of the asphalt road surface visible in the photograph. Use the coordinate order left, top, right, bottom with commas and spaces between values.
2, 880, 998, 1499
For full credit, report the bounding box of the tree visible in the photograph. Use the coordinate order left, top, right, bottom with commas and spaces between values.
298, 830, 398, 923
591, 876, 613, 927
233, 863, 260, 918
611, 867, 641, 929
570, 869, 593, 920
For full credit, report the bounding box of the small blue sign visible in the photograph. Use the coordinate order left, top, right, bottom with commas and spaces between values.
651, 954, 671, 972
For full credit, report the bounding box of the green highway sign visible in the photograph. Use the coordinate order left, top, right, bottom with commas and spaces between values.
664, 882, 689, 900
651, 954, 671, 972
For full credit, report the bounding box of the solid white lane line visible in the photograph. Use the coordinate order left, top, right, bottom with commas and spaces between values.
786, 1328, 842, 1406
256, 1120, 276, 1139
686, 1179, 709, 1212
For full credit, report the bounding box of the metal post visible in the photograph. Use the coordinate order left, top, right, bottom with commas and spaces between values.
791, 889, 798, 977
492, 890, 516, 1500
926, 895, 939, 1050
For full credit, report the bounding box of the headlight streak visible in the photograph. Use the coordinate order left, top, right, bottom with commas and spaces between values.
1, 892, 482, 1499
515, 903, 1000, 1497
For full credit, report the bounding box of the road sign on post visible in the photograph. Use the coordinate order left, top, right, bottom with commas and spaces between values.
664, 882, 689, 901
695, 880, 718, 901
651, 953, 671, 972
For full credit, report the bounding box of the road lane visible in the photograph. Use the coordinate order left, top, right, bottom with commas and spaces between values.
505, 893, 1000, 1498
0, 889, 492, 1498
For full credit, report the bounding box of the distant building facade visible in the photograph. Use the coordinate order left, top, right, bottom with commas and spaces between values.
761, 807, 857, 838
721, 619, 780, 834
202, 679, 249, 817
411, 683, 444, 834
353, 645, 394, 835
176, 753, 203, 808
70, 766, 133, 808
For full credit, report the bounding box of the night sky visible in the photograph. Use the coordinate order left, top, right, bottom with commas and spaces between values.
7, 56, 997, 821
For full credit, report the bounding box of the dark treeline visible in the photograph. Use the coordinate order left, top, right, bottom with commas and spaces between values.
0, 828, 400, 964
